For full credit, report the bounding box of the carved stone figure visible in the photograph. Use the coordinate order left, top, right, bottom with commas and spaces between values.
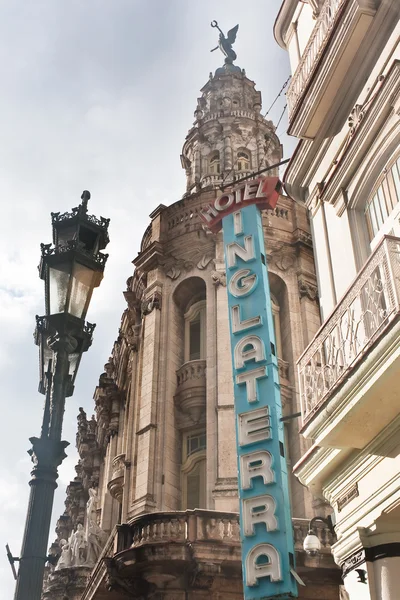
85, 521, 107, 566
70, 524, 86, 566
55, 539, 71, 571
86, 487, 98, 527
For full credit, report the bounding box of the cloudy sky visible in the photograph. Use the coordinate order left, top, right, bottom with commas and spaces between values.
0, 1, 295, 595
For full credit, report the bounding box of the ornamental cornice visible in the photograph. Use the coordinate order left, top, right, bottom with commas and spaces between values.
132, 240, 164, 272
324, 413, 400, 507
319, 61, 400, 208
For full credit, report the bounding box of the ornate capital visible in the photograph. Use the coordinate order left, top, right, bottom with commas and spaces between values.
28, 437, 69, 471
141, 291, 162, 316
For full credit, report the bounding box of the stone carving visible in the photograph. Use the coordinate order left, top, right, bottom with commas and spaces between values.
86, 520, 107, 567
70, 523, 86, 566
88, 415, 97, 435
55, 539, 71, 571
141, 292, 162, 316
166, 265, 181, 280
55, 488, 107, 570
197, 254, 213, 270
104, 557, 156, 596
86, 488, 98, 527
274, 254, 294, 271
298, 278, 318, 301
210, 270, 227, 287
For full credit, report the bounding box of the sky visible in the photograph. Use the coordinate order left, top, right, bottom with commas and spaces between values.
0, 1, 295, 596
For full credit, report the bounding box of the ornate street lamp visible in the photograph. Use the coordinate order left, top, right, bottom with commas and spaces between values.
13, 191, 109, 600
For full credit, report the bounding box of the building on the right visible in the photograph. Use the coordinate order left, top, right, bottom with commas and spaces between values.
274, 1, 400, 598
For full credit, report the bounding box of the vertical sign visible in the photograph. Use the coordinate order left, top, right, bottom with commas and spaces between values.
200, 179, 298, 598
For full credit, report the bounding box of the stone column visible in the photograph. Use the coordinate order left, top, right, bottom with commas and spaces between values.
223, 129, 233, 174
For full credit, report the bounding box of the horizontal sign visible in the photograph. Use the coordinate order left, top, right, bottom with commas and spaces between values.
223, 203, 298, 599
200, 177, 281, 232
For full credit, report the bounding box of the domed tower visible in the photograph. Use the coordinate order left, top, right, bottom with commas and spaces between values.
44, 37, 341, 600
181, 63, 282, 195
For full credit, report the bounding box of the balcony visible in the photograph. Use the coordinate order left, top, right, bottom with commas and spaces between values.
79, 511, 337, 599
298, 236, 400, 447
175, 359, 206, 423
107, 453, 126, 503
287, 0, 376, 138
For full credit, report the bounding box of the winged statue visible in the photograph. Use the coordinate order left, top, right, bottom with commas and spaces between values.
211, 21, 239, 64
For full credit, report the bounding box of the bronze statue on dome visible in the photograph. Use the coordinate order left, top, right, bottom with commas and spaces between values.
210, 21, 239, 64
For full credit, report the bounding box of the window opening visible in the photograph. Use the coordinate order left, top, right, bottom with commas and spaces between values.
209, 152, 220, 174
237, 150, 250, 171
365, 155, 400, 242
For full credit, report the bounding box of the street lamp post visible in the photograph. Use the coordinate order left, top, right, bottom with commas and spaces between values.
13, 191, 109, 600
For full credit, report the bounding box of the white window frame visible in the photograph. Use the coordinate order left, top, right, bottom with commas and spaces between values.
181, 429, 207, 510
184, 300, 206, 362
365, 153, 400, 250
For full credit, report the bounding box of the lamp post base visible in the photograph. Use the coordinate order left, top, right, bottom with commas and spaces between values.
13, 437, 69, 600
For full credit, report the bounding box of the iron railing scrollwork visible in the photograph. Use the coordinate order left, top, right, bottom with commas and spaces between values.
287, 0, 347, 117
298, 236, 400, 423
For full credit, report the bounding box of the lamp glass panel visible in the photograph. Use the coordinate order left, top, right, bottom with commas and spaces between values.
68, 261, 95, 319
57, 225, 77, 246
49, 262, 71, 314
68, 351, 80, 382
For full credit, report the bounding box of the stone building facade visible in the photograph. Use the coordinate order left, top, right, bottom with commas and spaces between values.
274, 0, 400, 597
43, 60, 341, 599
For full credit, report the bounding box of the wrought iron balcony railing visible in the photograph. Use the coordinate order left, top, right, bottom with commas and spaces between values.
287, 0, 347, 117
298, 236, 400, 424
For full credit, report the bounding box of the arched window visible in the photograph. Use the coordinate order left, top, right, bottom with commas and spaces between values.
364, 153, 400, 243
181, 429, 206, 509
237, 150, 251, 171
209, 152, 220, 175
271, 295, 283, 359
184, 300, 206, 362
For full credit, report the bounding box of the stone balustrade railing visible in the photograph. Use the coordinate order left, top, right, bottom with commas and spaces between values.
166, 204, 203, 231
79, 511, 336, 599
119, 511, 334, 552
293, 517, 335, 553
287, 0, 347, 117
200, 173, 223, 187
176, 359, 206, 389
298, 235, 400, 424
